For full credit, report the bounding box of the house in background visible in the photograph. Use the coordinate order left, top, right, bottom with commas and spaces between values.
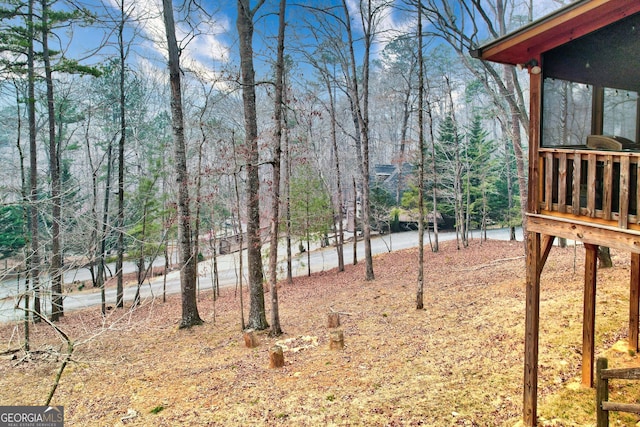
373, 162, 415, 202
472, 0, 640, 424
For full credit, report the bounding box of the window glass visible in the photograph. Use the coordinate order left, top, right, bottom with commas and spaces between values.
603, 88, 637, 142
542, 78, 592, 147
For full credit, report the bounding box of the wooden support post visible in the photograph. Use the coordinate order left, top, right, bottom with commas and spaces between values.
583, 243, 598, 388
524, 231, 541, 426
269, 345, 285, 368
524, 68, 542, 427
596, 357, 609, 427
631, 253, 640, 352
329, 330, 344, 350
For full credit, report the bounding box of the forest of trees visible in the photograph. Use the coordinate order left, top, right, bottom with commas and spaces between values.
0, 0, 562, 334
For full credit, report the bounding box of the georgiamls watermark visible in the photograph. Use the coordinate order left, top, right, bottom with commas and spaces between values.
0, 406, 63, 427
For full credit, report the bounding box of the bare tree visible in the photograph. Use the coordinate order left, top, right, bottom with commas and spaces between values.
324, 71, 345, 273
426, 80, 439, 252
418, 0, 530, 224
267, 0, 287, 337
283, 97, 294, 283
237, 0, 268, 330
96, 0, 135, 314
115, 0, 129, 310
341, 0, 388, 281
162, 0, 202, 328
27, 0, 41, 324
231, 137, 246, 330
444, 76, 466, 249
306, 52, 346, 273
10, 78, 31, 349
85, 106, 113, 316
416, 0, 425, 309
376, 36, 419, 206
40, 0, 64, 321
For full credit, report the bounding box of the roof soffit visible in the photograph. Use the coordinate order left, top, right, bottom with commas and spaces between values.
471, 0, 640, 66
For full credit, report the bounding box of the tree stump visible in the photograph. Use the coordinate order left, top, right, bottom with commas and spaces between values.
329, 330, 344, 350
243, 329, 258, 348
269, 345, 285, 368
327, 312, 341, 328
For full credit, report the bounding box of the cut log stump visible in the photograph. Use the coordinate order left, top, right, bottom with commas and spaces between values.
243, 329, 259, 348
329, 330, 344, 350
269, 345, 285, 368
328, 312, 341, 328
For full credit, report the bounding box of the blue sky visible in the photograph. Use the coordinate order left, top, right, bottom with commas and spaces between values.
64, 0, 566, 81
68, 0, 411, 74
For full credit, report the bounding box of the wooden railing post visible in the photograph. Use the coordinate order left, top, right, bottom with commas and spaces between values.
587, 154, 597, 217
596, 357, 609, 427
558, 152, 567, 213
602, 155, 613, 220
619, 156, 630, 228
572, 153, 582, 215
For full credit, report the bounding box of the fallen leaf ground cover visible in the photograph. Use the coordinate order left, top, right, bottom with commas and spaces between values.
1, 239, 639, 426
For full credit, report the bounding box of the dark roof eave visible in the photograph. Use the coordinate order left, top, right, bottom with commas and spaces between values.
470, 0, 640, 66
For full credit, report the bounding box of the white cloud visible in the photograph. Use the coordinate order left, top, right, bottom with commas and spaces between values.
105, 0, 230, 79
344, 0, 412, 59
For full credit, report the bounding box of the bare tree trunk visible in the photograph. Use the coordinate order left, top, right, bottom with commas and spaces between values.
42, 0, 63, 321
342, 0, 374, 281
503, 134, 516, 241
162, 138, 170, 304
94, 131, 113, 316
397, 87, 412, 206
115, 0, 127, 309
133, 200, 148, 307
416, 0, 425, 310
211, 227, 219, 298
161, 138, 170, 304
359, 1, 374, 281
237, 0, 268, 330
426, 96, 439, 252
162, 0, 202, 328
465, 147, 471, 245
267, 0, 287, 337
284, 97, 294, 284
352, 177, 358, 265
27, 0, 40, 323
324, 67, 345, 273
481, 186, 489, 242
194, 139, 205, 300
234, 172, 245, 330
13, 80, 29, 349
445, 76, 464, 250
163, 244, 169, 303
306, 192, 311, 277
598, 247, 613, 268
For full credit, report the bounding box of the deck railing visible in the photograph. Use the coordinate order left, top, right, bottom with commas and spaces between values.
596, 357, 640, 426
539, 148, 640, 229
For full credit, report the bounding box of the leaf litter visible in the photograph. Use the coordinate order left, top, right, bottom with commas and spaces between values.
0, 239, 638, 426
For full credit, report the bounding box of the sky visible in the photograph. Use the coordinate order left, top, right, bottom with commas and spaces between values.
64, 0, 567, 83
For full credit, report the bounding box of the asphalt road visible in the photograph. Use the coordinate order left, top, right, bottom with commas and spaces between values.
0, 227, 524, 323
